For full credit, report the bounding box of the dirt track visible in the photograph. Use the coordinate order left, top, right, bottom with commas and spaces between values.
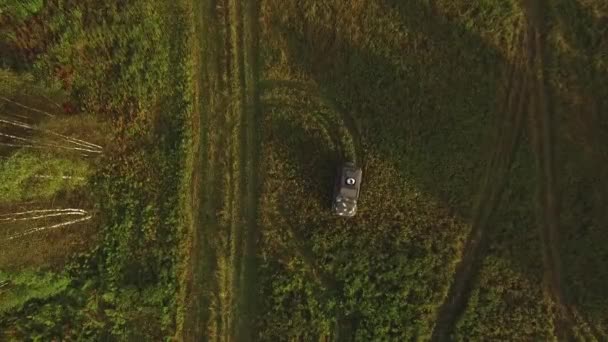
524, 0, 603, 339
431, 1, 605, 340
429, 23, 529, 342
523, 1, 572, 339
429, 3, 564, 338
181, 0, 260, 340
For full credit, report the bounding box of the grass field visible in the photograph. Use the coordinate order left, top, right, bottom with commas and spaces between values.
1, 0, 607, 340
250, 0, 608, 340
255, 0, 503, 339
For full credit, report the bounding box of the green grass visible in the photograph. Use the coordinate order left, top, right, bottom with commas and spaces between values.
256, 0, 501, 339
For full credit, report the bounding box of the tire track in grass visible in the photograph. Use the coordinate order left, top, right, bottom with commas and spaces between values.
182, 0, 233, 339
203, 0, 231, 335
271, 199, 356, 342
204, 0, 262, 339
190, 0, 261, 339
259, 81, 363, 340
524, 3, 571, 338
226, 0, 261, 339
430, 26, 529, 341
235, 0, 261, 338
185, 0, 262, 337
523, 0, 603, 339
430, 3, 604, 338
176, 0, 201, 336
260, 80, 363, 165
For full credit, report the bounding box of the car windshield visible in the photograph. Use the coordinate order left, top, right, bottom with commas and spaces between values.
339, 185, 358, 199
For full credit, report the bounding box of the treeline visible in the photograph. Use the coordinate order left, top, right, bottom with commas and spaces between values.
0, 0, 193, 340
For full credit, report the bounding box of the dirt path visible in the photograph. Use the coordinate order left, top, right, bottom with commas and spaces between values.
523, 1, 603, 340
233, 0, 261, 338
181, 0, 261, 340
431, 3, 605, 339
523, 1, 572, 339
181, 0, 225, 338
430, 26, 529, 342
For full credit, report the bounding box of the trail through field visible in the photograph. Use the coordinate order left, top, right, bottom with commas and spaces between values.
523, 0, 602, 339
263, 179, 357, 341
431, 1, 605, 339
430, 23, 530, 342
181, 0, 260, 340
523, 1, 571, 338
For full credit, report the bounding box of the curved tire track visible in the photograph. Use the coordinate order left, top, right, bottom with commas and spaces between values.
260, 81, 363, 340
260, 79, 363, 166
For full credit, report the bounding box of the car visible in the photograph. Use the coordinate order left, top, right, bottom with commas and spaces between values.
332, 162, 362, 217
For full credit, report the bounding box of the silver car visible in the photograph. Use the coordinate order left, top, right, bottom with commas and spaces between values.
332, 162, 362, 217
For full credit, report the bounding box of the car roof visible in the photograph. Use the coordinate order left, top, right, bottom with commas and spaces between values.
339, 164, 362, 198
